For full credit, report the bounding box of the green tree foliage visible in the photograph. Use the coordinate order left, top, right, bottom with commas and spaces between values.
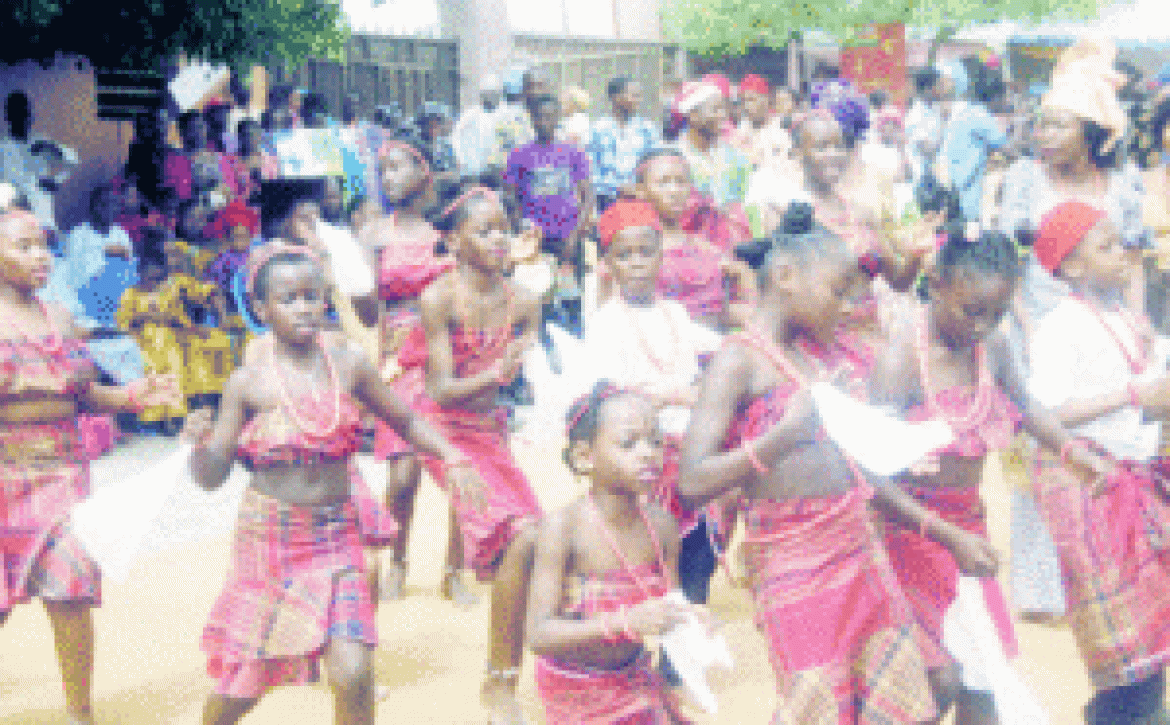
2, 0, 348, 70
664, 0, 1099, 56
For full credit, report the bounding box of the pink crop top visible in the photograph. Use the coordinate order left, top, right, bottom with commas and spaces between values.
237, 393, 364, 470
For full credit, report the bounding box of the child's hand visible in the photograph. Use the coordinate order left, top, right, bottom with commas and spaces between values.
624, 596, 692, 639
180, 408, 215, 445
129, 373, 182, 409
940, 526, 1000, 578
495, 333, 533, 383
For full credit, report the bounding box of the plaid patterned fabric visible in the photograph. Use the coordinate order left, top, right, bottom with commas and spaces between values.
418, 403, 542, 582
1035, 458, 1170, 689
535, 652, 689, 725
744, 494, 936, 725
883, 485, 1019, 666
202, 488, 376, 698
0, 420, 99, 613
373, 309, 427, 461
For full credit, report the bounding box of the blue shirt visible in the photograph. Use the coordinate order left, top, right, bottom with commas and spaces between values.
587, 115, 660, 198
942, 103, 1007, 220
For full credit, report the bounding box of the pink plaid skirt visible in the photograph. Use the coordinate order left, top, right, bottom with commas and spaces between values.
535, 652, 688, 725
0, 420, 99, 613
202, 488, 377, 698
418, 404, 542, 581
1035, 458, 1170, 689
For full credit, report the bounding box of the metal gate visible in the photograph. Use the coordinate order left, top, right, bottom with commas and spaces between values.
268, 34, 459, 122
513, 34, 686, 119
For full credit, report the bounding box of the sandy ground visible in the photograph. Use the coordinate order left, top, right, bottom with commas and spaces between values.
0, 435, 1095, 724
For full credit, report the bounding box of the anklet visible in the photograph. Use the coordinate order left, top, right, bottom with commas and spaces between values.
485, 665, 520, 681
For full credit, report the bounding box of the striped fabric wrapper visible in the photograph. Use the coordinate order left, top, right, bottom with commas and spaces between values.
743, 492, 937, 725
883, 485, 1019, 666
535, 652, 689, 725
0, 419, 100, 613
1035, 457, 1170, 690
201, 488, 376, 698
418, 403, 542, 581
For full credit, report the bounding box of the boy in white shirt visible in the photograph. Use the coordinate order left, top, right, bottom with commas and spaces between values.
1027, 200, 1170, 725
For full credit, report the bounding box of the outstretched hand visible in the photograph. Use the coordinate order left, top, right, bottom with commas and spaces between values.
129, 373, 182, 409
180, 407, 215, 445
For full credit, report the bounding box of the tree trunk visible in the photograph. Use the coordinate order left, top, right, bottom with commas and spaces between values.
927, 25, 957, 66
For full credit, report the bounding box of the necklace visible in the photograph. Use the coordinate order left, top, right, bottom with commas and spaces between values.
741, 324, 836, 386
622, 299, 682, 377
588, 495, 667, 600
916, 307, 994, 431
268, 334, 342, 437
1074, 294, 1150, 375
3, 298, 63, 353
453, 269, 515, 362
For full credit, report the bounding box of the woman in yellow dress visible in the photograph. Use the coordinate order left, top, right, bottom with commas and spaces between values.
116, 247, 188, 433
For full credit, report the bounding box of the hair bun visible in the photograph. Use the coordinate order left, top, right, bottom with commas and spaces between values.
734, 238, 773, 270
782, 202, 815, 236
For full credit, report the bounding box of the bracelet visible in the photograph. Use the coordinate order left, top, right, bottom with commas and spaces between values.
744, 439, 769, 475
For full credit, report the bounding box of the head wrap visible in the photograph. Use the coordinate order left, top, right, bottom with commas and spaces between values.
244, 241, 325, 300
809, 79, 870, 144
739, 74, 770, 97
597, 199, 662, 251
939, 60, 969, 97
207, 200, 260, 240
676, 81, 723, 115
1035, 201, 1107, 274
1041, 38, 1128, 154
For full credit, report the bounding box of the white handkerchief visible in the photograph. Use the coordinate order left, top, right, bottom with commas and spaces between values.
659, 591, 733, 714
810, 383, 955, 477
943, 577, 1050, 725
71, 443, 193, 582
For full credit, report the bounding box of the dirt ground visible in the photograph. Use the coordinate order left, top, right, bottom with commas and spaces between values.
0, 436, 1094, 724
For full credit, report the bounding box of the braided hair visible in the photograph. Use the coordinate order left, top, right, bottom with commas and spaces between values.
734, 202, 846, 285
935, 230, 1021, 287
563, 380, 632, 473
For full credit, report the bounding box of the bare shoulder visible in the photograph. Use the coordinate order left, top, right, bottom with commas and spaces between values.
536, 501, 580, 553
644, 501, 681, 547
419, 270, 455, 311
42, 301, 82, 339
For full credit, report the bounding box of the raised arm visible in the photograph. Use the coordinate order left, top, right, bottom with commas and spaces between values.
186, 369, 249, 490
351, 341, 464, 466
677, 344, 817, 509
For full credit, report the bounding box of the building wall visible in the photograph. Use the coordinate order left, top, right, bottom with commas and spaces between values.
0, 55, 132, 233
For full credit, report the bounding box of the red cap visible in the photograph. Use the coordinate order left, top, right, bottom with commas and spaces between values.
1034, 201, 1107, 274
597, 200, 662, 251
207, 200, 260, 240
739, 74, 770, 96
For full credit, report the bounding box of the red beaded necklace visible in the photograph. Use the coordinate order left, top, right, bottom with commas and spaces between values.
268, 334, 342, 437
588, 495, 667, 599
453, 269, 515, 364
915, 307, 994, 431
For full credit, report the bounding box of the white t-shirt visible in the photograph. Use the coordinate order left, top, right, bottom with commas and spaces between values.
1028, 297, 1170, 461
580, 299, 722, 435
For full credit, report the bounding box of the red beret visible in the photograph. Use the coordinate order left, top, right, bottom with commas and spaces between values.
1035, 201, 1107, 274
598, 200, 662, 251
739, 74, 770, 96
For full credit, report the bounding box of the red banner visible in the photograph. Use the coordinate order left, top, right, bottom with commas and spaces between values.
840, 23, 908, 109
